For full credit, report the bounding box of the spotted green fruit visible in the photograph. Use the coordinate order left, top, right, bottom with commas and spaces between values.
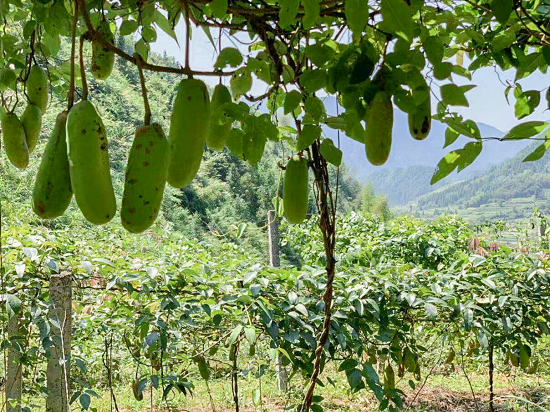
1, 113, 29, 169
91, 21, 115, 80
67, 100, 116, 224
365, 91, 393, 166
283, 155, 308, 224
27, 65, 48, 113
206, 84, 232, 151
21, 104, 42, 153
33, 112, 72, 219
408, 93, 431, 140
121, 124, 169, 233
167, 79, 210, 188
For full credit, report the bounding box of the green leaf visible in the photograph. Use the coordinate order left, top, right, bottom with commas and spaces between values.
252, 388, 261, 407
228, 324, 243, 347
305, 44, 335, 67
299, 69, 327, 93
492, 30, 515, 52
215, 47, 243, 69
320, 139, 342, 167
345, 0, 369, 38
524, 139, 550, 162
380, 0, 414, 43
433, 62, 453, 80
441, 84, 472, 107
424, 303, 437, 321
297, 124, 321, 150
80, 393, 91, 410
244, 327, 256, 345
445, 119, 481, 139
444, 127, 460, 148
210, 0, 228, 18
279, 0, 300, 28
490, 0, 513, 24
424, 36, 444, 65
504, 121, 548, 140
154, 10, 178, 43
457, 141, 482, 172
304, 96, 326, 122
6, 294, 21, 320
284, 90, 302, 114
303, 0, 320, 29
142, 25, 157, 43
230, 67, 252, 97
431, 151, 461, 184
198, 358, 211, 380
339, 359, 359, 372
514, 89, 541, 119
119, 20, 139, 36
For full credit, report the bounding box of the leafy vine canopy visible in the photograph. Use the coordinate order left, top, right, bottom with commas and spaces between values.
1, 0, 549, 184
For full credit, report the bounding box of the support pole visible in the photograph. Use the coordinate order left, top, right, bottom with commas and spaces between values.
267, 210, 287, 392
46, 271, 72, 412
6, 311, 22, 412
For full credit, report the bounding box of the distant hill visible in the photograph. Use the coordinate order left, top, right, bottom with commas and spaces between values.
321, 96, 534, 206
394, 143, 550, 222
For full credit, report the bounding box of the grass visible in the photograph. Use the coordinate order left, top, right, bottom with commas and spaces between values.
54, 364, 550, 412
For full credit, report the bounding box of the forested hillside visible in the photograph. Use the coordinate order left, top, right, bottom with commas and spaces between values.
396, 143, 550, 221
1, 38, 362, 246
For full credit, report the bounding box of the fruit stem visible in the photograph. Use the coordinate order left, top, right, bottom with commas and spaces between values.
79, 35, 89, 101
184, 0, 191, 72
135, 53, 151, 126
68, 0, 79, 109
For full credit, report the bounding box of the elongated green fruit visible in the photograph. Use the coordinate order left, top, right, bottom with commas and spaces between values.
27, 65, 48, 113
121, 124, 169, 233
206, 84, 232, 151
91, 21, 115, 80
1, 113, 29, 169
408, 93, 431, 140
283, 155, 308, 224
67, 100, 116, 224
21, 103, 43, 153
33, 112, 72, 219
167, 78, 210, 188
365, 91, 393, 166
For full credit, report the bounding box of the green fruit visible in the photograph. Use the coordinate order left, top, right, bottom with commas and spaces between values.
32, 112, 72, 219
167, 79, 210, 188
510, 352, 519, 367
67, 100, 116, 224
21, 103, 43, 153
27, 65, 48, 113
121, 124, 169, 233
1, 113, 29, 169
364, 91, 393, 166
444, 348, 456, 365
206, 84, 232, 151
132, 379, 143, 401
384, 364, 395, 389
519, 345, 530, 370
283, 155, 309, 224
408, 93, 431, 140
403, 347, 416, 372
91, 21, 115, 80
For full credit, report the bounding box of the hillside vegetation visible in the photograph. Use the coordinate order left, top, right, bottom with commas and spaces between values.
394, 143, 550, 222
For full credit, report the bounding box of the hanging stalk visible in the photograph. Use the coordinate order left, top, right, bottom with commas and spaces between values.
134, 53, 151, 125
300, 140, 337, 411
79, 35, 88, 100
68, 0, 78, 109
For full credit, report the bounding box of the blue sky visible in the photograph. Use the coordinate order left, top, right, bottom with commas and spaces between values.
150, 23, 549, 133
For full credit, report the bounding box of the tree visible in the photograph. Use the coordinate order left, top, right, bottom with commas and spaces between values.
361, 182, 376, 214
1, 0, 550, 410
372, 195, 392, 221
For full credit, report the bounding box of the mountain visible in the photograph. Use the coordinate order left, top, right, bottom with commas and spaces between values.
321, 96, 534, 205
395, 142, 550, 222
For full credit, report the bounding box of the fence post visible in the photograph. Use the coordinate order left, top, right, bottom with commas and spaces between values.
46, 271, 72, 412
267, 210, 287, 392
6, 311, 22, 412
